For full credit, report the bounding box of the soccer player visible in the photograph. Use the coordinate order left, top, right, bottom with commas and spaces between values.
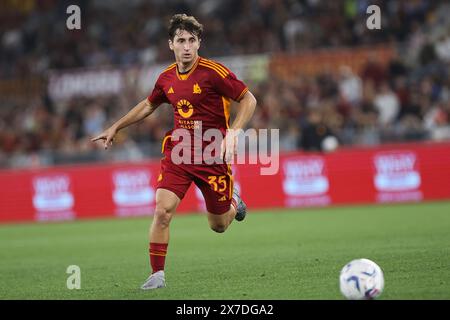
92, 14, 257, 289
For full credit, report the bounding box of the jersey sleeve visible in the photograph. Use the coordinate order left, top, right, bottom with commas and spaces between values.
211, 68, 249, 102
147, 75, 169, 106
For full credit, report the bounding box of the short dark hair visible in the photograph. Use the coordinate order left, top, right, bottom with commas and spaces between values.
168, 14, 203, 40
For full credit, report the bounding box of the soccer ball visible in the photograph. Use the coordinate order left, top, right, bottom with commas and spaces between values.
339, 258, 384, 300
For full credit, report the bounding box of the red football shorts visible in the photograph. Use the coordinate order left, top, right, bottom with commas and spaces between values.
156, 136, 233, 215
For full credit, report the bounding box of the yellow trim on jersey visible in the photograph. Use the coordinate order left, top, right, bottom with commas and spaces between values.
227, 164, 233, 200
161, 135, 172, 153
199, 61, 228, 78
222, 96, 231, 129
201, 59, 229, 76
199, 62, 226, 78
176, 57, 200, 81
236, 87, 249, 101
163, 63, 176, 73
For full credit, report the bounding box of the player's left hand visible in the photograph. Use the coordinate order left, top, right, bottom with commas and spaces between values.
221, 129, 238, 163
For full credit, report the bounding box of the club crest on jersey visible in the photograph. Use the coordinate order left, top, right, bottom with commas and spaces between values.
193, 83, 202, 94
176, 99, 194, 118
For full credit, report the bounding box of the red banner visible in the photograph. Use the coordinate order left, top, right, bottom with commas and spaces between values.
1, 142, 450, 223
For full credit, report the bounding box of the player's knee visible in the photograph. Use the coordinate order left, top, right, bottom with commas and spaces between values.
153, 207, 172, 229
210, 222, 227, 233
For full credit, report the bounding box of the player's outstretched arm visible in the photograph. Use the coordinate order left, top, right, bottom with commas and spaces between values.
92, 98, 158, 149
221, 91, 257, 162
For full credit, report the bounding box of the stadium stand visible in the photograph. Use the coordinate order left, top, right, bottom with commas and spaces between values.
0, 0, 449, 168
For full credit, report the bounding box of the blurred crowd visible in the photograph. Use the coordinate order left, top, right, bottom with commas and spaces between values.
1, 0, 447, 77
0, 0, 450, 168
255, 55, 450, 152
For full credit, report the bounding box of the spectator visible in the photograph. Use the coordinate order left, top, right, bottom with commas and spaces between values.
338, 65, 363, 106
373, 82, 400, 126
299, 109, 335, 152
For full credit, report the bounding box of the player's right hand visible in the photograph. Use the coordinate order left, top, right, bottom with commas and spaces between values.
221, 129, 238, 163
91, 127, 117, 150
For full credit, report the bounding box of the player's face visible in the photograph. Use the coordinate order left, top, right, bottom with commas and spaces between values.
169, 29, 201, 66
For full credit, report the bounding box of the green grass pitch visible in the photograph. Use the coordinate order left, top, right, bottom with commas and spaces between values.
1, 201, 449, 300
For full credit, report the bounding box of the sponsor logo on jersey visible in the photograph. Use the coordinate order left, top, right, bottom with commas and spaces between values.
176, 99, 194, 118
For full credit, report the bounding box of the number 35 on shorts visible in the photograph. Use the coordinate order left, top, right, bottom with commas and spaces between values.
207, 175, 227, 192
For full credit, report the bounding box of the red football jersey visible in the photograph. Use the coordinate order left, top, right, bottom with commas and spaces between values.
147, 57, 248, 162
148, 57, 248, 131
